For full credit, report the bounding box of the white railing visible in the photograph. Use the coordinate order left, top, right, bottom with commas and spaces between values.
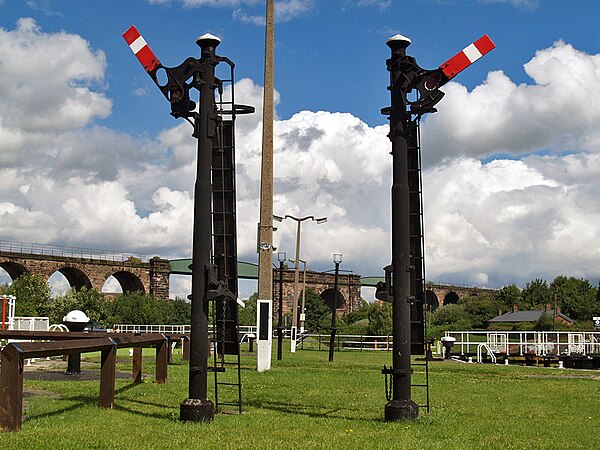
112, 324, 258, 336
11, 317, 49, 332
298, 334, 392, 352
445, 330, 600, 358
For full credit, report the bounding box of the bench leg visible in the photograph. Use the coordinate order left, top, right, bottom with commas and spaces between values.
99, 345, 116, 409
0, 352, 24, 432
156, 341, 168, 384
132, 347, 143, 383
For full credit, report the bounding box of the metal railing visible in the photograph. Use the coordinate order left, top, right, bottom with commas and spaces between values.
0, 239, 150, 263
112, 325, 392, 351
299, 334, 392, 352
444, 330, 600, 357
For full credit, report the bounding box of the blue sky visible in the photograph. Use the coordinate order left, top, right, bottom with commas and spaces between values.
2, 0, 600, 300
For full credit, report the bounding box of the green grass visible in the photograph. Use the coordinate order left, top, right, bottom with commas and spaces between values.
3, 346, 600, 449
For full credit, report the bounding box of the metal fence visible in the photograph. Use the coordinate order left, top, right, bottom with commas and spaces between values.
0, 239, 150, 263
112, 325, 392, 351
444, 330, 600, 357
298, 334, 392, 352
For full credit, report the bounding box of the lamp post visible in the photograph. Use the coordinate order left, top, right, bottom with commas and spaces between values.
274, 214, 327, 352
277, 251, 286, 361
329, 253, 342, 362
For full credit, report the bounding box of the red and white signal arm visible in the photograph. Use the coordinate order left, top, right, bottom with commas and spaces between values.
123, 25, 161, 74
440, 35, 495, 80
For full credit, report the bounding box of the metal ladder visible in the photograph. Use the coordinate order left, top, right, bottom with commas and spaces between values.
407, 117, 430, 413
209, 64, 242, 414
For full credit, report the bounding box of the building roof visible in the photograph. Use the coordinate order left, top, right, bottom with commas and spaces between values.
489, 309, 574, 324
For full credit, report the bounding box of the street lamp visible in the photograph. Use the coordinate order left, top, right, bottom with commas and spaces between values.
277, 251, 286, 361
329, 253, 342, 362
274, 214, 327, 352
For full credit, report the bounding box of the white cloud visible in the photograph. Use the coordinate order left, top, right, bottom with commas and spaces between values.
423, 156, 600, 286
2, 19, 600, 295
479, 0, 538, 10
422, 41, 600, 165
0, 18, 110, 133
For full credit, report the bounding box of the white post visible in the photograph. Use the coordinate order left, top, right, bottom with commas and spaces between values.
256, 299, 273, 372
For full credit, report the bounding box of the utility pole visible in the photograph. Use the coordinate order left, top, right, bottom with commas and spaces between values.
256, 0, 275, 372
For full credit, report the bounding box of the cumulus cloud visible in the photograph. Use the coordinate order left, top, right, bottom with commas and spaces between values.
2, 19, 600, 299
423, 156, 600, 286
422, 41, 600, 165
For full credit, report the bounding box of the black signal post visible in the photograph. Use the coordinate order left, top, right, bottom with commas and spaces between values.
385, 35, 419, 421
179, 34, 222, 423
382, 33, 495, 421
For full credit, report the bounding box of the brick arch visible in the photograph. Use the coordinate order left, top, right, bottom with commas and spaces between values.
55, 266, 93, 291
110, 270, 145, 295
0, 260, 29, 281
425, 290, 439, 311
0, 251, 170, 299
443, 291, 460, 305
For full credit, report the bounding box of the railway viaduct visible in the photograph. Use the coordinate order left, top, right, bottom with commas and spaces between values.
1, 241, 497, 313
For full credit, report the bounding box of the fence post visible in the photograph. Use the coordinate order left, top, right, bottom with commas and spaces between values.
0, 348, 24, 431
132, 347, 143, 383
155, 338, 168, 384
99, 344, 117, 408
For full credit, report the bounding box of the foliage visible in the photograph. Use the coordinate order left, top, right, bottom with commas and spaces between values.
303, 288, 331, 333
493, 284, 521, 311
520, 278, 551, 310
238, 293, 257, 326
550, 275, 599, 321
5, 273, 52, 317
164, 297, 191, 325
366, 302, 392, 336
461, 294, 502, 329
48, 287, 108, 326
106, 291, 173, 325
341, 298, 370, 325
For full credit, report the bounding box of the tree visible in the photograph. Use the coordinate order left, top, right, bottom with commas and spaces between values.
5, 273, 52, 317
106, 291, 167, 325
494, 284, 521, 311
303, 289, 330, 333
367, 302, 392, 336
550, 276, 599, 322
462, 294, 502, 329
164, 297, 191, 325
238, 293, 257, 326
48, 287, 108, 326
521, 278, 551, 310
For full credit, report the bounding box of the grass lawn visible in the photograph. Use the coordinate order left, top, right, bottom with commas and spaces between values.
2, 346, 599, 449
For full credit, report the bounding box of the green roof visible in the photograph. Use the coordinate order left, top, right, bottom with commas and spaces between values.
170, 259, 258, 279
170, 258, 378, 286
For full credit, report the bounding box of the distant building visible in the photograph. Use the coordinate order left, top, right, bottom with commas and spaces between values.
489, 304, 574, 325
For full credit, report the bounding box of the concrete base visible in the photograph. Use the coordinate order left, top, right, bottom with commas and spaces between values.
180, 398, 214, 422
384, 399, 419, 421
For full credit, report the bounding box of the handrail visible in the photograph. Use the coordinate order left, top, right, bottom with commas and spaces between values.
0, 239, 150, 263
477, 343, 497, 364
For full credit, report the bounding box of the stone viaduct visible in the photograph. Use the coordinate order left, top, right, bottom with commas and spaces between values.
1, 242, 497, 314
0, 242, 170, 300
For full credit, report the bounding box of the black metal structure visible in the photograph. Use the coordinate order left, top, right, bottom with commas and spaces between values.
380, 33, 494, 421
328, 256, 341, 362
124, 29, 253, 422
277, 253, 286, 361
